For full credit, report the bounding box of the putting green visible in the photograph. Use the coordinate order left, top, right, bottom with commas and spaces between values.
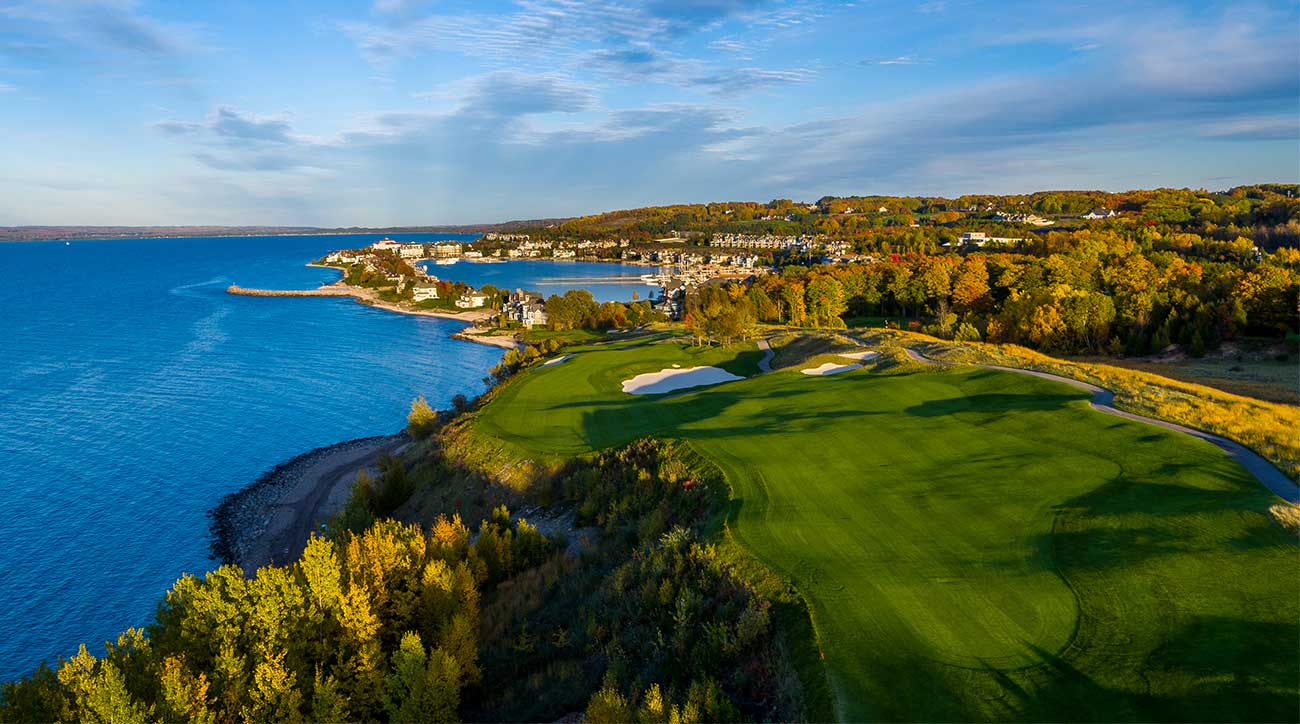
472, 340, 1299, 721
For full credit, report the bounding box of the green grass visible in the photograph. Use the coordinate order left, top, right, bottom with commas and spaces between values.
520, 327, 606, 345
467, 339, 1300, 721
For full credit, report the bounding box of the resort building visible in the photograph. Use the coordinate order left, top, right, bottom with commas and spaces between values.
371, 238, 402, 251
399, 244, 425, 259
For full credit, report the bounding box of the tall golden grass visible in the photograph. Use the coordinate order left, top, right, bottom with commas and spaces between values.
870, 330, 1300, 483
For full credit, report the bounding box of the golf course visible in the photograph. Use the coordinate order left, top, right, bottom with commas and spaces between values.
462, 334, 1300, 721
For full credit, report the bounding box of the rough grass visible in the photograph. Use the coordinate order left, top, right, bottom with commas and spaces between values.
1077, 355, 1300, 405
870, 330, 1300, 483
461, 337, 1299, 721
768, 332, 859, 370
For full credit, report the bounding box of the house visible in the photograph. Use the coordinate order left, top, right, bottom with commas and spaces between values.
504, 289, 547, 327
412, 282, 439, 302
462, 250, 483, 259
552, 248, 576, 259
432, 243, 462, 258
399, 244, 425, 259
654, 280, 688, 320
455, 289, 489, 309
371, 238, 402, 251
1083, 208, 1116, 219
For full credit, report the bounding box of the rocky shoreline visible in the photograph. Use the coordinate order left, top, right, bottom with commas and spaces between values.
209, 433, 405, 568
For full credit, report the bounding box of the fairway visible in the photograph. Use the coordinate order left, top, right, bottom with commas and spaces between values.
472, 340, 1300, 721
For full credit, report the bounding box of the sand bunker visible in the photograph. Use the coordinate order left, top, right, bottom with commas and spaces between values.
838, 350, 878, 360
622, 366, 742, 395
801, 362, 863, 376
542, 355, 571, 366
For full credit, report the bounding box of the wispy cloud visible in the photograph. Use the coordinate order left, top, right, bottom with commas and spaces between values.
0, 0, 204, 58
0, 82, 15, 92
862, 55, 928, 66
686, 67, 816, 94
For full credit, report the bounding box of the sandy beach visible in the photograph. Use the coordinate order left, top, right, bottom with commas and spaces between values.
211, 433, 408, 574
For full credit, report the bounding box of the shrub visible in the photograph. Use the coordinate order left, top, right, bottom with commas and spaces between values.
407, 396, 437, 437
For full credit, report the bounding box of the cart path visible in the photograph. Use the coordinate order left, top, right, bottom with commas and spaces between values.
756, 338, 774, 373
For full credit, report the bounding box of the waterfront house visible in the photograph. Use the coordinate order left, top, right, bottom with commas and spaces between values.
455, 289, 489, 309
399, 244, 425, 259
1083, 208, 1117, 219
371, 238, 402, 251
412, 282, 439, 302
504, 289, 548, 327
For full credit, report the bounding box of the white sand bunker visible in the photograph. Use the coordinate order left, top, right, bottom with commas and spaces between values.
838, 350, 878, 360
542, 355, 571, 366
622, 366, 742, 395
801, 362, 863, 376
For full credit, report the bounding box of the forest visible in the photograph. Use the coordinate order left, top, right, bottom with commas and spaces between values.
677, 229, 1298, 356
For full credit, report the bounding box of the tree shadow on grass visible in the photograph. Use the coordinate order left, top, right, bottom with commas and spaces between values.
905, 392, 1082, 417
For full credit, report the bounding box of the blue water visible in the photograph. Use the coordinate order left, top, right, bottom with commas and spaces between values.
422, 258, 657, 303
0, 233, 639, 681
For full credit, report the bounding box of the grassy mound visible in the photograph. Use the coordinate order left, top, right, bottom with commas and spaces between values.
463, 337, 1299, 721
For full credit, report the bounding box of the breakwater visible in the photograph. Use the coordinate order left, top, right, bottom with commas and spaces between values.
227, 284, 353, 297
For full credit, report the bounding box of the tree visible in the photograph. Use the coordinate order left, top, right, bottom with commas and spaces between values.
387, 633, 460, 723
951, 257, 991, 312
780, 281, 807, 325
407, 396, 437, 437
805, 277, 848, 328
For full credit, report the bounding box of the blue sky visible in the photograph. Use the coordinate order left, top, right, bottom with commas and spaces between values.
0, 0, 1296, 226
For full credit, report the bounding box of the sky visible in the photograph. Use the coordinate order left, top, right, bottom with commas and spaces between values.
0, 0, 1297, 226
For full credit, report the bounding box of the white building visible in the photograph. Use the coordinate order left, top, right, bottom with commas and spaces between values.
371, 238, 402, 251
412, 282, 439, 302
399, 244, 425, 259
956, 231, 1023, 247
1083, 208, 1116, 219
455, 290, 489, 309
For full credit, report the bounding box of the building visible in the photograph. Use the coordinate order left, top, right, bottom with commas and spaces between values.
399, 244, 425, 259
432, 243, 462, 258
455, 289, 489, 309
654, 280, 688, 320
1083, 208, 1116, 219
504, 289, 547, 327
995, 212, 1055, 226
552, 248, 576, 259
412, 282, 439, 302
325, 251, 362, 264
954, 231, 1024, 248
371, 238, 402, 251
